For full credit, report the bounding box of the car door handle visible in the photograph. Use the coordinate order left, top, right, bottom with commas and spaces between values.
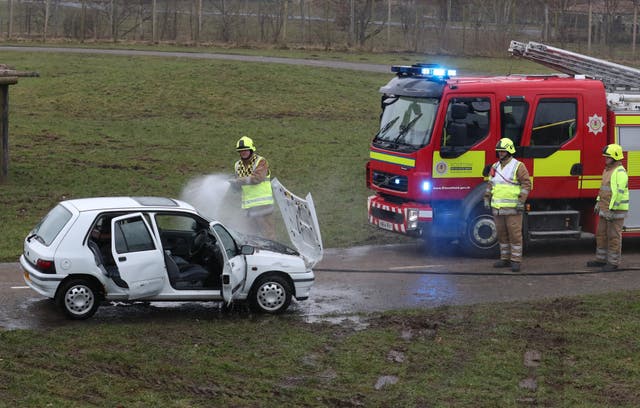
118, 256, 127, 262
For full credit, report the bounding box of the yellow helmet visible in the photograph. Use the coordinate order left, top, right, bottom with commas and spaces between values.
602, 144, 623, 161
495, 138, 516, 154
236, 136, 256, 152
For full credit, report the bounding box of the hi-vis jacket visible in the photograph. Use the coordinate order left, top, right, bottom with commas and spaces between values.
597, 162, 629, 218
484, 157, 531, 213
234, 154, 274, 209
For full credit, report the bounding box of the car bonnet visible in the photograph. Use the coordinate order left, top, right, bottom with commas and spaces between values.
271, 178, 323, 268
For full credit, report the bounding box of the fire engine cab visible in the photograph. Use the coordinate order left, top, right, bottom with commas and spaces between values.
366, 40, 640, 256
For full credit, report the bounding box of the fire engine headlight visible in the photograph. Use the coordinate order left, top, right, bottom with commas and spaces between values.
422, 180, 431, 192
407, 208, 419, 230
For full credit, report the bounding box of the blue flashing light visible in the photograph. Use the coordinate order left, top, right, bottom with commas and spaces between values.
422, 180, 431, 192
394, 178, 401, 185
391, 63, 457, 80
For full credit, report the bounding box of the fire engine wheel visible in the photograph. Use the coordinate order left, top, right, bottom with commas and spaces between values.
461, 212, 499, 258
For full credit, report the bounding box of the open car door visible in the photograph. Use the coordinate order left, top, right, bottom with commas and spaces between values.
211, 223, 246, 304
271, 178, 324, 268
111, 213, 166, 299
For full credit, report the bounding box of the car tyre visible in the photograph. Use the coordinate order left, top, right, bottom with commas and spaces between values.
249, 275, 292, 314
56, 279, 101, 320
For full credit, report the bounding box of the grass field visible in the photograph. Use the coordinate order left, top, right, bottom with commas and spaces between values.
1, 292, 640, 406
0, 49, 388, 261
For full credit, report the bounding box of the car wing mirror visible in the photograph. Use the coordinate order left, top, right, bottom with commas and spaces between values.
240, 245, 255, 255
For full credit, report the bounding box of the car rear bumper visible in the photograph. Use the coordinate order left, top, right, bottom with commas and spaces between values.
20, 255, 62, 298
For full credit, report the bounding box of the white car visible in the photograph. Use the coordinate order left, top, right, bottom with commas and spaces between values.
20, 179, 323, 320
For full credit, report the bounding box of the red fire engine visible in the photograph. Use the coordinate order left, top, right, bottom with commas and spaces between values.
366, 41, 640, 256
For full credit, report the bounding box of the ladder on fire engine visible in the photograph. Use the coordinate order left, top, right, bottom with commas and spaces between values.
509, 40, 640, 91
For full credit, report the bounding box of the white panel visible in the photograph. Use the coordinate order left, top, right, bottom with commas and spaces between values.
625, 190, 640, 228
618, 127, 640, 150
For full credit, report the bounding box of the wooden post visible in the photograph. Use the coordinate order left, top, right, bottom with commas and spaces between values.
0, 71, 38, 183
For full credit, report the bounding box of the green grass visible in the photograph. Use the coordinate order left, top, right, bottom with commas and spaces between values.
2, 292, 640, 406
0, 50, 398, 261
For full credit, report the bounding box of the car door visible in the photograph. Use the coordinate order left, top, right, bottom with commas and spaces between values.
211, 223, 246, 304
111, 213, 166, 299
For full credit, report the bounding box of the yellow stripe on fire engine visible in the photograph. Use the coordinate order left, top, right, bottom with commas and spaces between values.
432, 151, 485, 178
628, 151, 640, 176
533, 150, 580, 177
615, 115, 640, 125
579, 175, 602, 189
370, 151, 415, 168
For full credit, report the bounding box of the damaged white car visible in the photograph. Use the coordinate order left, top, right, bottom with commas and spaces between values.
20, 179, 322, 319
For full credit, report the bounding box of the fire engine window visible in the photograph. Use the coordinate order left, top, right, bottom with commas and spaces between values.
531, 99, 577, 146
442, 97, 491, 148
500, 101, 529, 147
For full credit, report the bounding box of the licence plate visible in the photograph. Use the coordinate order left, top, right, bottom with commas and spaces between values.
378, 220, 394, 231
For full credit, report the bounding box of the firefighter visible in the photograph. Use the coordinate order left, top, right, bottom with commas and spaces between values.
230, 136, 275, 240
587, 144, 629, 271
484, 138, 531, 272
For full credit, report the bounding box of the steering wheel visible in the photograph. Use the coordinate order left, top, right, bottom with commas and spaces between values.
189, 230, 208, 257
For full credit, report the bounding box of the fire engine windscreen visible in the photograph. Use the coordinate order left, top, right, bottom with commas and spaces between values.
374, 96, 439, 150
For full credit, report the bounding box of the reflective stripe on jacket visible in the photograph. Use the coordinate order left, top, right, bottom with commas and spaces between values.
598, 163, 629, 213
234, 155, 274, 209
490, 158, 522, 209
610, 165, 629, 211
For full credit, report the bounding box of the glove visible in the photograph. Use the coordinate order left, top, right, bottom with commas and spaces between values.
515, 202, 525, 212
228, 178, 241, 190
593, 202, 599, 215
483, 199, 490, 211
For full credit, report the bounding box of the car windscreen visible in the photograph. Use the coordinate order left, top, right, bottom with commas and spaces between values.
30, 204, 73, 246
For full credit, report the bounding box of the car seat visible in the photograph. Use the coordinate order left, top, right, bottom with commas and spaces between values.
164, 251, 210, 289
88, 240, 129, 289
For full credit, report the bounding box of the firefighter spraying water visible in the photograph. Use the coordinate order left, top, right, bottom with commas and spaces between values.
180, 174, 258, 236
367, 40, 640, 258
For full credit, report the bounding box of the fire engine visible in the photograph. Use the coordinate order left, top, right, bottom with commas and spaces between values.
366, 40, 640, 256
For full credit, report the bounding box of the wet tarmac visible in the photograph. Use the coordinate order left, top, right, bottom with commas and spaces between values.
2, 238, 640, 330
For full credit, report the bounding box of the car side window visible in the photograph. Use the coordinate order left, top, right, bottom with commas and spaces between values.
212, 224, 237, 259
500, 100, 529, 147
531, 98, 577, 146
114, 216, 156, 254
155, 214, 199, 233
442, 97, 491, 148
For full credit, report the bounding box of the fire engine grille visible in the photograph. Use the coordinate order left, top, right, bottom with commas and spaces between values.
372, 171, 408, 192
371, 206, 404, 224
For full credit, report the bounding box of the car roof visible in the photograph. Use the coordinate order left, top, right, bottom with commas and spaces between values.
61, 196, 197, 213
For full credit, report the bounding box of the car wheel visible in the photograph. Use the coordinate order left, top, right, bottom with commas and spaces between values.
249, 275, 292, 314
56, 279, 101, 320
461, 210, 499, 258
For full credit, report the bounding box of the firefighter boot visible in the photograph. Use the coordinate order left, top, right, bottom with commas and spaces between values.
511, 262, 521, 272
586, 260, 607, 267
602, 263, 618, 272
493, 259, 511, 268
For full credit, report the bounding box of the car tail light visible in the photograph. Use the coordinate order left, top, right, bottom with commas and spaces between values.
36, 259, 56, 274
